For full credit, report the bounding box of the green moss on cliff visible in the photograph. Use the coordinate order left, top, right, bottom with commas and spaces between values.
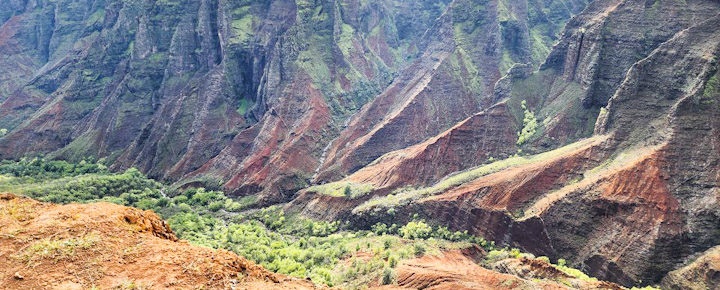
231, 9, 254, 45
703, 73, 718, 100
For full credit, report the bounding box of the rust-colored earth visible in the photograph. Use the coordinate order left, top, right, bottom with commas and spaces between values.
0, 193, 317, 290
380, 247, 622, 290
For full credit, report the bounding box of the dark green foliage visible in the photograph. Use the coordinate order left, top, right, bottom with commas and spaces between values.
0, 159, 566, 287
381, 267, 395, 285
413, 243, 426, 257
0, 157, 107, 179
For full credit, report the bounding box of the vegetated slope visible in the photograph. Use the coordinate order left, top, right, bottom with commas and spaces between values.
0, 193, 316, 289
0, 0, 588, 203
290, 0, 720, 287
0, 158, 630, 289
307, 0, 720, 196
0, 0, 452, 203
313, 0, 589, 183
0, 195, 625, 290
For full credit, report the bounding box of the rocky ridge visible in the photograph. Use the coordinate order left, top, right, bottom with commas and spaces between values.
0, 193, 317, 289
293, 0, 720, 287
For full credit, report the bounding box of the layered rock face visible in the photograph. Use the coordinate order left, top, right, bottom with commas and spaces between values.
661, 246, 720, 290
339, 3, 720, 287
0, 0, 452, 201
288, 0, 720, 287
0, 0, 590, 202
313, 0, 589, 183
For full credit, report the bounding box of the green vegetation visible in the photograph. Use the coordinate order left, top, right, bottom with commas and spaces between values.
0, 128, 7, 137
399, 220, 432, 239
236, 98, 253, 115
0, 159, 472, 288
516, 100, 538, 145
306, 181, 375, 199
355, 136, 602, 212
705, 73, 718, 97
701, 72, 718, 105
0, 158, 613, 288
13, 234, 100, 266
230, 13, 253, 44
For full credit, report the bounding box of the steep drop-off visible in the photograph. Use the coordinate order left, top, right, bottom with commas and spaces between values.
290, 0, 720, 287
0, 0, 452, 202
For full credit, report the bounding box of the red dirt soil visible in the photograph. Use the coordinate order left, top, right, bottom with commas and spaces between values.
0, 193, 318, 290
378, 248, 621, 290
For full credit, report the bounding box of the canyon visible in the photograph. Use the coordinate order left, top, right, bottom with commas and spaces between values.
1, 0, 719, 288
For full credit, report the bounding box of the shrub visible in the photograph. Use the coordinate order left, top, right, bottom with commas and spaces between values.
399, 221, 432, 240
381, 267, 395, 285
413, 244, 426, 257
208, 200, 224, 212
388, 255, 398, 268
516, 100, 538, 145
486, 250, 507, 262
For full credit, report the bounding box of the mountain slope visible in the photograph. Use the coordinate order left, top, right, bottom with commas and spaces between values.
0, 0, 589, 203
289, 0, 720, 286
0, 193, 316, 289
0, 0, 451, 202
313, 0, 589, 183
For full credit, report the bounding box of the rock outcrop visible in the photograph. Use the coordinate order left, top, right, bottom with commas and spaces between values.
380, 247, 622, 290
306, 0, 720, 287
661, 246, 720, 290
0, 0, 452, 202
0, 193, 317, 289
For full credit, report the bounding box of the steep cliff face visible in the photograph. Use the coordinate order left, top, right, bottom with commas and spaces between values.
344, 9, 720, 287
0, 0, 591, 202
313, 0, 589, 183
0, 0, 451, 201
309, 0, 720, 196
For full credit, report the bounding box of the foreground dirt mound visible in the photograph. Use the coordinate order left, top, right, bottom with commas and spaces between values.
0, 193, 317, 290
378, 247, 621, 290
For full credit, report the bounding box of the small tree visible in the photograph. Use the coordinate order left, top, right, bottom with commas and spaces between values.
0, 128, 7, 137
343, 185, 352, 198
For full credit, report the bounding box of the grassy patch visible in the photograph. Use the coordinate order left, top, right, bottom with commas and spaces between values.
337, 23, 356, 56
13, 234, 100, 266
306, 182, 375, 199
1, 198, 35, 221
236, 98, 253, 115
355, 136, 602, 212
230, 12, 253, 44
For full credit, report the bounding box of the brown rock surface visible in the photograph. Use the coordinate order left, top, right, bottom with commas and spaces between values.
345, 9, 720, 286
661, 246, 720, 290
379, 248, 621, 290
0, 193, 318, 289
